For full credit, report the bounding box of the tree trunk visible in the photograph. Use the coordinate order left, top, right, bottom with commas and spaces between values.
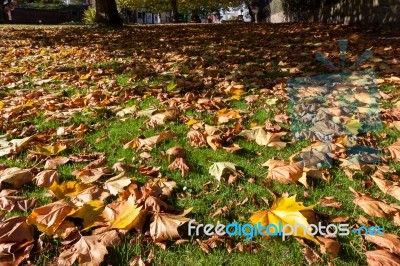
170, 0, 179, 23
250, 0, 268, 22
95, 0, 122, 27
0, 1, 7, 23
246, 3, 255, 23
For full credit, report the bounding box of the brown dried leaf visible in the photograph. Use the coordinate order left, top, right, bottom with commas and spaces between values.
27, 200, 77, 235
316, 236, 340, 258
33, 170, 59, 188
365, 234, 400, 255
319, 197, 343, 208
166, 146, 186, 158
240, 127, 287, 149
74, 167, 110, 184
0, 167, 33, 189
350, 187, 399, 218
168, 158, 193, 177
263, 159, 303, 184
57, 230, 120, 266
150, 208, 192, 242
187, 130, 207, 147
365, 249, 400, 266
387, 140, 400, 161
104, 173, 132, 196
371, 176, 400, 201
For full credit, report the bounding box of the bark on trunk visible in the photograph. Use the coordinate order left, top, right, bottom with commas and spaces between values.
0, 1, 7, 23
95, 0, 122, 27
170, 0, 179, 23
246, 3, 255, 23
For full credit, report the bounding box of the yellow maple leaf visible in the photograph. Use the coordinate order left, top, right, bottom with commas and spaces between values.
250, 195, 318, 243
109, 196, 145, 231
186, 118, 198, 126
69, 200, 105, 231
50, 181, 91, 199
34, 143, 67, 156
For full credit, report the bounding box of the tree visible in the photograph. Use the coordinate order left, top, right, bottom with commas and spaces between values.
95, 0, 123, 26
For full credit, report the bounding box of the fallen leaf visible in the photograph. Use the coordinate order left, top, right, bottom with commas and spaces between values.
166, 146, 186, 158
57, 230, 120, 266
104, 172, 132, 195
107, 197, 145, 231
387, 140, 400, 161
0, 135, 35, 157
33, 170, 59, 188
0, 167, 33, 189
209, 162, 237, 181
28, 200, 78, 235
365, 249, 400, 266
250, 195, 317, 243
350, 187, 399, 218
70, 200, 105, 231
240, 127, 287, 149
168, 158, 193, 177
150, 208, 192, 242
74, 167, 110, 184
187, 130, 207, 147
365, 234, 400, 255
371, 176, 400, 201
316, 236, 340, 258
33, 143, 67, 156
263, 159, 303, 184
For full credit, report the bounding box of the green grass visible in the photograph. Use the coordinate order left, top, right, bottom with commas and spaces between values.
0, 24, 399, 266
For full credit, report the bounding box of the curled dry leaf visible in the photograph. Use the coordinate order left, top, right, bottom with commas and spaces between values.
168, 158, 193, 177
0, 216, 34, 266
166, 146, 186, 158
365, 249, 400, 266
316, 236, 340, 258
263, 159, 303, 184
365, 233, 400, 256
126, 131, 177, 150
27, 200, 78, 235
147, 110, 176, 127
33, 170, 59, 188
0, 135, 35, 157
318, 197, 343, 208
70, 186, 111, 207
0, 195, 37, 212
44, 156, 70, 169
387, 140, 400, 161
0, 167, 34, 189
240, 127, 287, 149
371, 175, 400, 201
302, 245, 322, 265
74, 167, 111, 184
350, 187, 400, 218
57, 230, 120, 266
187, 130, 207, 147
104, 172, 132, 195
206, 135, 223, 151
150, 208, 192, 242
223, 144, 242, 153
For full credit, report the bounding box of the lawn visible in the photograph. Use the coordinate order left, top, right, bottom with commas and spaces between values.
0, 23, 400, 266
